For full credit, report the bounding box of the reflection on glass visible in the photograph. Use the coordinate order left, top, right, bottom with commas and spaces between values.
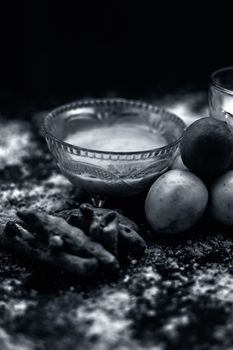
209, 67, 233, 128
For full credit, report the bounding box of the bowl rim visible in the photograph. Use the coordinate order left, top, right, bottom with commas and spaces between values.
42, 98, 186, 157
210, 66, 233, 96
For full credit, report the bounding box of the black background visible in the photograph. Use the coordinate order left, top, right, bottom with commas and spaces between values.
0, 2, 232, 114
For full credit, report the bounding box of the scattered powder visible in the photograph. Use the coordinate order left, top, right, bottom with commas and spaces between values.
0, 120, 35, 170
11, 301, 31, 317
0, 300, 35, 318
191, 265, 233, 303
142, 266, 162, 282
74, 282, 165, 350
0, 118, 76, 217
143, 286, 160, 300
1, 278, 22, 293
77, 309, 130, 349
76, 290, 132, 349
0, 172, 74, 215
162, 315, 190, 341
0, 327, 33, 350
45, 173, 70, 186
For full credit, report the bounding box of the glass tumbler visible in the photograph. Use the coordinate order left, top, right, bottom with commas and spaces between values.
209, 66, 233, 127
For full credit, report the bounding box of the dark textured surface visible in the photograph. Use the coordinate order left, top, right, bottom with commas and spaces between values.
1, 94, 233, 350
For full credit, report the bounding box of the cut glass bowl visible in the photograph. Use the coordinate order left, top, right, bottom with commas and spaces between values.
42, 99, 186, 197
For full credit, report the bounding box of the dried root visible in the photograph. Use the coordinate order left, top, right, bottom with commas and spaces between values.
1, 210, 119, 276
1, 204, 146, 277
63, 203, 146, 257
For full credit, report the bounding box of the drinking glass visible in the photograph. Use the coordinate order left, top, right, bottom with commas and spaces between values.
209, 67, 233, 127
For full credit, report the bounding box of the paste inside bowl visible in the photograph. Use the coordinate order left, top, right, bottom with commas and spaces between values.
43, 99, 186, 196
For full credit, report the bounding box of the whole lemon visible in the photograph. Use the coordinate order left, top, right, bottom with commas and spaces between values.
145, 170, 208, 234
210, 170, 233, 226
180, 117, 233, 179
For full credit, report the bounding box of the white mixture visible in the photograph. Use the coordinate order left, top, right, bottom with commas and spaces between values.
65, 122, 166, 152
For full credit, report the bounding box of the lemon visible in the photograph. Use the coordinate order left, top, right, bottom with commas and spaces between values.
210, 170, 233, 226
145, 170, 208, 234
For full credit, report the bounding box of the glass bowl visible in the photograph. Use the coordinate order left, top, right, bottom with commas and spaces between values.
42, 99, 186, 197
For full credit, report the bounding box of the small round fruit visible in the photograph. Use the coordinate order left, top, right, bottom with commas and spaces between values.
145, 170, 208, 234
210, 170, 233, 226
180, 117, 233, 179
